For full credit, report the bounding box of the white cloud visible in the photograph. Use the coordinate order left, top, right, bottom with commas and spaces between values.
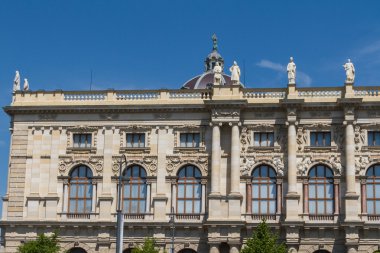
256, 59, 312, 86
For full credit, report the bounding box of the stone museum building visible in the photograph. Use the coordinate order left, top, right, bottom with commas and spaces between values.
1, 38, 380, 253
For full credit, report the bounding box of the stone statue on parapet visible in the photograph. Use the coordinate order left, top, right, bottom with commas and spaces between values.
213, 62, 222, 85
212, 33, 218, 51
13, 70, 20, 92
23, 78, 29, 91
287, 57, 296, 84
229, 61, 241, 84
343, 59, 355, 83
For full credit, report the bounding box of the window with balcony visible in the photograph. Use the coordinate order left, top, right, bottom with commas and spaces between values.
254, 132, 274, 147
310, 132, 331, 147
365, 164, 380, 215
177, 165, 202, 214
126, 133, 145, 148
73, 133, 92, 148
368, 131, 380, 146
251, 165, 277, 215
68, 165, 93, 213
308, 165, 334, 215
122, 165, 147, 214
180, 133, 200, 148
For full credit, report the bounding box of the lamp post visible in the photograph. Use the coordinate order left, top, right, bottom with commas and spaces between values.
170, 206, 175, 253
116, 154, 127, 253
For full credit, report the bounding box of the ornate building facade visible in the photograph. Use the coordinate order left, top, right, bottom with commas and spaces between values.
1, 41, 380, 253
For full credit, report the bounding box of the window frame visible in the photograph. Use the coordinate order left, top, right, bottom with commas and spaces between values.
253, 132, 275, 147
368, 131, 380, 147
176, 165, 202, 214
122, 165, 147, 214
179, 132, 201, 148
251, 165, 277, 215
308, 165, 334, 215
310, 131, 331, 147
68, 165, 93, 214
365, 164, 380, 215
73, 133, 93, 149
126, 133, 146, 148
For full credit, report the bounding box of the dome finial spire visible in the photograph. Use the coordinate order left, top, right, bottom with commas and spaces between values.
212, 33, 218, 51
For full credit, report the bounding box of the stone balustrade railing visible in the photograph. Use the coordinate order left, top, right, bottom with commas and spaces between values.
243, 88, 286, 98
298, 88, 343, 98
116, 91, 160, 100
64, 93, 106, 101
169, 90, 212, 99
354, 87, 380, 97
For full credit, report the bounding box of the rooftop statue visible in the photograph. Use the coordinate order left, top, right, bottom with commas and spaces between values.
13, 70, 20, 92
212, 33, 218, 51
23, 78, 29, 91
229, 61, 241, 84
213, 62, 222, 85
343, 59, 355, 83
287, 57, 296, 84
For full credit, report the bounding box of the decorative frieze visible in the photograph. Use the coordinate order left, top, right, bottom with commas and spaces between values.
296, 154, 343, 176
112, 155, 158, 176
296, 127, 308, 151
354, 125, 365, 151
58, 155, 104, 176
166, 155, 209, 176
240, 154, 284, 176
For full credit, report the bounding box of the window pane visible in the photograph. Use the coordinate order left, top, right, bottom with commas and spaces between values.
268, 184, 276, 198
87, 184, 93, 197
177, 200, 184, 213
376, 132, 380, 146
139, 200, 146, 213
194, 185, 201, 198
261, 201, 268, 213
367, 201, 374, 214
317, 133, 323, 146
124, 200, 130, 212
131, 200, 138, 212
325, 133, 331, 146
268, 133, 274, 147
269, 200, 276, 214
139, 134, 145, 147
77, 184, 85, 197
77, 200, 85, 213
70, 186, 77, 198
317, 185, 324, 198
260, 134, 267, 146
187, 135, 193, 147
127, 134, 132, 147
309, 201, 316, 214
317, 200, 325, 214
186, 185, 193, 197
185, 200, 193, 213
310, 133, 316, 146
178, 184, 184, 198
254, 133, 260, 146
326, 184, 333, 198
260, 185, 268, 198
376, 201, 380, 214
124, 184, 131, 197
252, 201, 259, 214
69, 200, 76, 213
367, 185, 374, 198
140, 185, 147, 198
375, 185, 380, 198
194, 200, 201, 213
309, 185, 316, 198
131, 185, 138, 198
194, 134, 200, 147
86, 200, 92, 212
252, 185, 259, 198
326, 200, 333, 214
180, 134, 186, 147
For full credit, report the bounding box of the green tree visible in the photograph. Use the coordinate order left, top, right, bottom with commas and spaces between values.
241, 220, 287, 253
17, 232, 60, 253
132, 238, 160, 253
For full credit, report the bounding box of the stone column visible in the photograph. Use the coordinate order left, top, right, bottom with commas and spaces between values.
211, 123, 221, 195
345, 123, 356, 194
210, 246, 219, 253
361, 179, 367, 214
334, 179, 340, 215
201, 180, 207, 213
91, 182, 97, 213
276, 179, 283, 215
171, 181, 177, 213
230, 123, 240, 195
63, 180, 69, 213
344, 120, 360, 221
303, 180, 309, 214
246, 183, 252, 214
146, 183, 151, 213
229, 246, 239, 253
287, 122, 297, 194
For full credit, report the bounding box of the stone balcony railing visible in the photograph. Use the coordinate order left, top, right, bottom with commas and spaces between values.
10, 84, 380, 107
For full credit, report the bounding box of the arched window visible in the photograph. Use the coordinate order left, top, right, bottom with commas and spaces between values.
308, 165, 334, 215
177, 165, 202, 214
68, 248, 87, 253
122, 165, 147, 214
366, 164, 380, 214
251, 165, 277, 215
68, 165, 93, 213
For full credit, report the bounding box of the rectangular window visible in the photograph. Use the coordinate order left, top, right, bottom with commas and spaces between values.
368, 131, 380, 146
254, 132, 274, 147
73, 134, 92, 148
310, 132, 331, 147
126, 133, 145, 148
180, 133, 200, 148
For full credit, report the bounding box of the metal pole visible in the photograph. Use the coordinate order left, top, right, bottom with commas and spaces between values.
116, 154, 127, 253
170, 206, 175, 253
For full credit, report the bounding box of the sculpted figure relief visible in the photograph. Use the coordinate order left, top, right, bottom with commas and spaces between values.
213, 62, 222, 85
229, 61, 241, 84
343, 59, 355, 83
23, 78, 29, 91
13, 70, 20, 92
287, 57, 296, 84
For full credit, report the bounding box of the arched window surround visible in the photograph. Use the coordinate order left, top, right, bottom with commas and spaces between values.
171, 164, 206, 220
361, 163, 380, 220
121, 164, 150, 217
246, 163, 283, 221
303, 164, 340, 221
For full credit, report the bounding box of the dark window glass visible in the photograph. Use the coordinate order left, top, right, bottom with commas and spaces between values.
177, 165, 202, 214
180, 133, 200, 148
251, 165, 277, 214
73, 134, 92, 148
254, 132, 274, 147
366, 164, 380, 214
310, 132, 331, 147
68, 165, 93, 213
368, 131, 380, 146
122, 165, 147, 214
126, 133, 145, 148
308, 165, 334, 215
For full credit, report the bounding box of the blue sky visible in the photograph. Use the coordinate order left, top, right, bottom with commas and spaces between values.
1, 0, 380, 216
